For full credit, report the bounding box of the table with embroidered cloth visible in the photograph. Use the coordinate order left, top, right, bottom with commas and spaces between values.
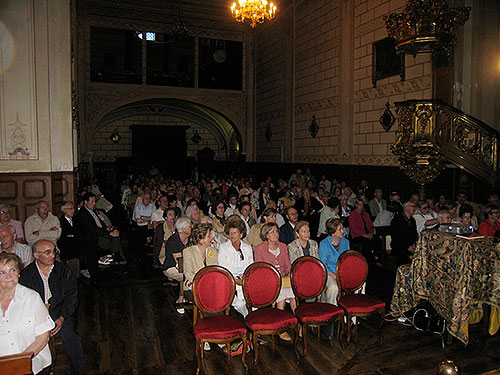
390, 230, 500, 345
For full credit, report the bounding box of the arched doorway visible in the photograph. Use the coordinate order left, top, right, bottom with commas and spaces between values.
90, 98, 242, 178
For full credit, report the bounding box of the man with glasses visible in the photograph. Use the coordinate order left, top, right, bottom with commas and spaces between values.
0, 204, 24, 243
413, 200, 438, 234
0, 224, 33, 267
20, 240, 85, 375
58, 201, 82, 261
163, 217, 192, 313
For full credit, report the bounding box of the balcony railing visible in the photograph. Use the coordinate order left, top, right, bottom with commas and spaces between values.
393, 99, 500, 186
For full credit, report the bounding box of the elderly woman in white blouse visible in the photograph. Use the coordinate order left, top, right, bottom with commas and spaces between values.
218, 217, 254, 317
0, 253, 55, 374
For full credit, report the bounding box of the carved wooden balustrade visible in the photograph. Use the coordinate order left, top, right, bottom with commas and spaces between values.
392, 99, 500, 186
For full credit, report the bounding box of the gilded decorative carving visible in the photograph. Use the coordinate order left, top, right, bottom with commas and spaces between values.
392, 101, 443, 185
354, 77, 431, 102
393, 99, 500, 186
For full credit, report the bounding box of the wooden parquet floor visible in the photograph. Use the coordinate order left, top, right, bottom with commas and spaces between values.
61, 262, 500, 375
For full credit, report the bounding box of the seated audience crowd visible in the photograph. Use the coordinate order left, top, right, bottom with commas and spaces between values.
1, 166, 499, 367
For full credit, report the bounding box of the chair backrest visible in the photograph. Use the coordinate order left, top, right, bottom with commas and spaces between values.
192, 265, 235, 315
242, 262, 281, 309
0, 352, 33, 375
291, 256, 327, 300
336, 250, 368, 296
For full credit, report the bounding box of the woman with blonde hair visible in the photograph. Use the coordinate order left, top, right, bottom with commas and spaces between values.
182, 223, 218, 301
254, 223, 296, 341
287, 220, 319, 264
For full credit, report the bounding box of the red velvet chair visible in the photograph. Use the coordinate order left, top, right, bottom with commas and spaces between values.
336, 251, 385, 344
192, 265, 248, 375
291, 256, 345, 354
242, 262, 298, 364
0, 352, 33, 375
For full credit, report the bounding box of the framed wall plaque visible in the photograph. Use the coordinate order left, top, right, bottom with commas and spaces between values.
372, 37, 405, 88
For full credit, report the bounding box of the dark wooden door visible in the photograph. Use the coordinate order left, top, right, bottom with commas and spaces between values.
130, 125, 188, 178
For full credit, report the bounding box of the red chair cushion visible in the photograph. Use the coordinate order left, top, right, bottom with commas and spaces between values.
245, 267, 280, 306
338, 254, 367, 290
295, 302, 343, 323
194, 315, 247, 339
245, 307, 297, 331
338, 294, 385, 314
292, 260, 325, 298
195, 271, 233, 312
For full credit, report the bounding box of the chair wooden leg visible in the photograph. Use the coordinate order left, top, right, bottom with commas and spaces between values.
379, 308, 385, 329
241, 335, 248, 371
195, 339, 202, 375
293, 325, 299, 359
338, 318, 345, 350
226, 343, 231, 359
346, 314, 352, 343
302, 323, 308, 356
253, 333, 259, 365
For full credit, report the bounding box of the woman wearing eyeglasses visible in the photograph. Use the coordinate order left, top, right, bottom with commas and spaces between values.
218, 217, 254, 317
0, 252, 55, 374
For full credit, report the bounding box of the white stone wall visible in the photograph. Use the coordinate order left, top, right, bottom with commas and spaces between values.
91, 114, 223, 162
0, 0, 73, 172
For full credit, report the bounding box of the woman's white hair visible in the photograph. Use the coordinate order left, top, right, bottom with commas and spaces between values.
185, 205, 199, 218
175, 217, 192, 232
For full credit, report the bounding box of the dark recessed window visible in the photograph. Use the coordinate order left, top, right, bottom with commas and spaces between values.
372, 37, 405, 88
146, 34, 195, 87
90, 27, 142, 84
198, 38, 242, 90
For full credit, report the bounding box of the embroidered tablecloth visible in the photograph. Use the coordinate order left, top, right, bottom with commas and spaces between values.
390, 230, 500, 344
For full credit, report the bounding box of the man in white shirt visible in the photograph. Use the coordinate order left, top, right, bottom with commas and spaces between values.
0, 224, 33, 266
24, 200, 61, 247
225, 194, 238, 217
239, 202, 256, 235
133, 193, 155, 262
413, 201, 438, 234
151, 196, 169, 229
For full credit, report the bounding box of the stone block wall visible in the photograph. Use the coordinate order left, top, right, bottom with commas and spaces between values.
91, 115, 222, 162
352, 0, 432, 166
255, 0, 433, 167
255, 11, 288, 162
294, 0, 340, 164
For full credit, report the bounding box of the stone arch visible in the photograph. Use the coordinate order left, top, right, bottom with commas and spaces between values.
90, 98, 243, 162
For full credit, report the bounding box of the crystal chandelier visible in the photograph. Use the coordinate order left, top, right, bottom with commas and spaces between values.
231, 0, 277, 28
384, 0, 470, 59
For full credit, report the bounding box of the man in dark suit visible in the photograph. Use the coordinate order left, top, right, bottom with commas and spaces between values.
74, 192, 119, 284
20, 240, 85, 375
58, 201, 82, 261
390, 201, 419, 266
279, 207, 298, 245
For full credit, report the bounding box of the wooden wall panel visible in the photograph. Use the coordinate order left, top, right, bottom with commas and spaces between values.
0, 181, 17, 199
0, 172, 75, 223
